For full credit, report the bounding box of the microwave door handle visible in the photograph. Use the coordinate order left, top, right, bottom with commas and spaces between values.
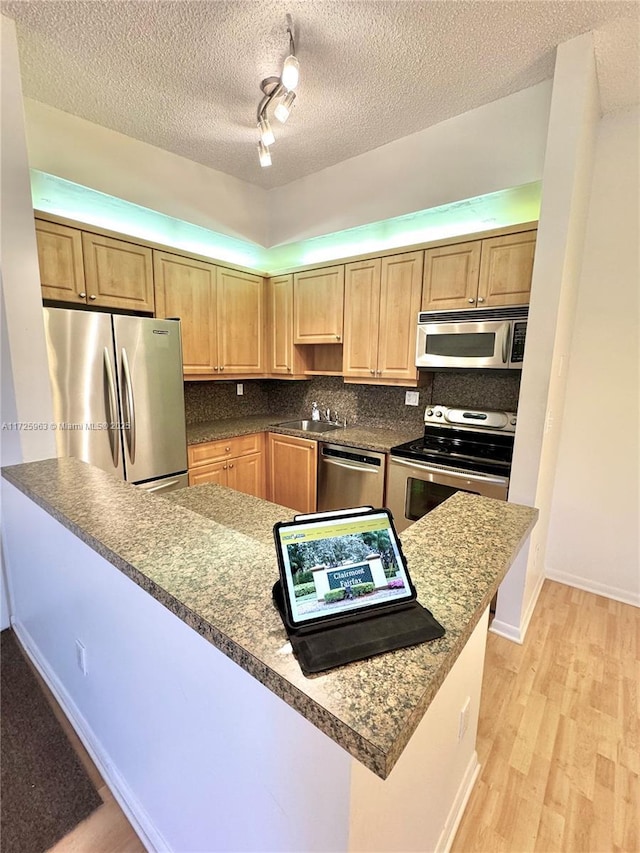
502, 324, 511, 365
391, 456, 508, 486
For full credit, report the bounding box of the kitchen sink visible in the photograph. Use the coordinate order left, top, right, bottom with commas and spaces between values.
275, 419, 342, 433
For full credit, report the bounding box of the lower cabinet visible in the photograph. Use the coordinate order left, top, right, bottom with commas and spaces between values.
187, 433, 265, 499
267, 433, 317, 514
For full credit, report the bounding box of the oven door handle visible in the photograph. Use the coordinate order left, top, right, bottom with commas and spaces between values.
390, 456, 508, 486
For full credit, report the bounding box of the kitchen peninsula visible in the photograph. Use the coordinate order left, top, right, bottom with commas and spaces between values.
2, 458, 536, 852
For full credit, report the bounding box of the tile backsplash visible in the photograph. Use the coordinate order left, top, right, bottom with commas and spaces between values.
431, 371, 521, 412
185, 371, 520, 427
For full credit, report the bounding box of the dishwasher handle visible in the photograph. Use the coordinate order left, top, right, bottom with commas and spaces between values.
321, 445, 382, 470
322, 456, 380, 474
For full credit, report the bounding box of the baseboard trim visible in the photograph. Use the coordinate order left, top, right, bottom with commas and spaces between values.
489, 570, 545, 645
11, 620, 170, 853
436, 751, 480, 853
545, 569, 640, 608
488, 617, 523, 644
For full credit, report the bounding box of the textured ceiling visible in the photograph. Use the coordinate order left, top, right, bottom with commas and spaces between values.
3, 1, 639, 189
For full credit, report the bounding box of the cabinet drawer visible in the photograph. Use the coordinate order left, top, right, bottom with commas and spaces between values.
188, 460, 228, 487
188, 432, 263, 468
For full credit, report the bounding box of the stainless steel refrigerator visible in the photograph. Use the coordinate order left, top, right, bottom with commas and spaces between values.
43, 307, 188, 493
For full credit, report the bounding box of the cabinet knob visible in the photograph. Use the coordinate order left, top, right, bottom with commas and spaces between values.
223, 464, 227, 470
335, 335, 341, 341
220, 366, 224, 371
214, 366, 219, 371
477, 297, 484, 303
287, 366, 291, 372
89, 294, 96, 300
228, 463, 234, 469
225, 446, 231, 452
79, 292, 86, 299
377, 370, 382, 376
468, 298, 475, 304
370, 369, 375, 375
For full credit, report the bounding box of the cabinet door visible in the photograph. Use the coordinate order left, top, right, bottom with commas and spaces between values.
82, 233, 154, 312
293, 266, 345, 344
342, 259, 381, 379
217, 268, 265, 374
154, 252, 218, 377
226, 452, 265, 499
267, 433, 317, 513
36, 220, 86, 303
268, 274, 306, 376
188, 460, 228, 487
477, 232, 536, 307
421, 242, 481, 311
377, 251, 424, 381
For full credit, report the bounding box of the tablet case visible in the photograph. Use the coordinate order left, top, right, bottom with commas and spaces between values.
272, 579, 445, 675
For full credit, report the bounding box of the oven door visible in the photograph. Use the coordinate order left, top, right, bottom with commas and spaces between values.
416, 319, 512, 369
386, 456, 510, 532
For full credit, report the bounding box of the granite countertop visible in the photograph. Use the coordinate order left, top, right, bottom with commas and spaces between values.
186, 415, 421, 454
2, 458, 537, 779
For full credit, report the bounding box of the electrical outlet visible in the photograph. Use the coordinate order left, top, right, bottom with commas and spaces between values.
75, 639, 87, 676
405, 391, 419, 406
458, 697, 471, 742
236, 383, 244, 396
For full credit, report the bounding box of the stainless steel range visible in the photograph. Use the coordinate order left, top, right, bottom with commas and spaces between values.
387, 405, 516, 531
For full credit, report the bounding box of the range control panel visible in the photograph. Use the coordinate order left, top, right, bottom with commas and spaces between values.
424, 405, 517, 433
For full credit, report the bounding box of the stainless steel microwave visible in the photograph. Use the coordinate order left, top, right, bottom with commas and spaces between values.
416, 305, 528, 370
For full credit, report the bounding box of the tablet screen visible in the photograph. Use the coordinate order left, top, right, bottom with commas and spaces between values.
276, 510, 414, 625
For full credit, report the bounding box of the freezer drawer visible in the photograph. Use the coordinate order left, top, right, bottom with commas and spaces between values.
317, 443, 386, 512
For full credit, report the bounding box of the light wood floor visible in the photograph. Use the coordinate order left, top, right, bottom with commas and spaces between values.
18, 579, 638, 852
453, 580, 639, 853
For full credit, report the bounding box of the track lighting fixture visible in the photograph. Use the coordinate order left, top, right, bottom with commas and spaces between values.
256, 19, 299, 167
257, 140, 272, 168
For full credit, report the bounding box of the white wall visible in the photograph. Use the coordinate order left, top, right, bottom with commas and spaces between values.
0, 15, 55, 466
493, 34, 601, 641
24, 99, 269, 246
3, 482, 352, 852
23, 83, 551, 252
267, 82, 552, 245
545, 107, 640, 606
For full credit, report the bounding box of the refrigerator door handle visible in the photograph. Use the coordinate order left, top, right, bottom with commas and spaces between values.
103, 347, 119, 468
121, 348, 137, 464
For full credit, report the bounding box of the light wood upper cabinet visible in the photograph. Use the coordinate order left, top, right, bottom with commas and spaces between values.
421, 242, 481, 311
343, 259, 381, 378
82, 233, 154, 312
217, 268, 265, 375
478, 232, 536, 307
268, 275, 308, 377
154, 252, 218, 376
343, 251, 423, 384
36, 220, 86, 303
422, 231, 536, 311
267, 433, 317, 514
294, 266, 345, 344
377, 252, 424, 381
155, 254, 265, 379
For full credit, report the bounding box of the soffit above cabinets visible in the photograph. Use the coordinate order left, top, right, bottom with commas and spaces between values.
4, 1, 638, 190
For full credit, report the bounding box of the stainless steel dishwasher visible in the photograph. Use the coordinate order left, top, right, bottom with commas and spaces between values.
317, 443, 386, 512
